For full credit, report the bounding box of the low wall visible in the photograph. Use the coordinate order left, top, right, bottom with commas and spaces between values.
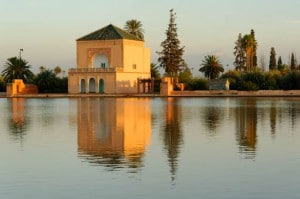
6, 79, 38, 97
171, 90, 300, 97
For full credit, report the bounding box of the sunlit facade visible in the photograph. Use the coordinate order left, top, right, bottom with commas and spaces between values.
68, 24, 151, 94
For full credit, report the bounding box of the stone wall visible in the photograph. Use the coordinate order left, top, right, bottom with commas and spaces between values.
6, 79, 38, 97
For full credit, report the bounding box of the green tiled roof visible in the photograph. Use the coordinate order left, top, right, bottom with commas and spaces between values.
77, 24, 143, 41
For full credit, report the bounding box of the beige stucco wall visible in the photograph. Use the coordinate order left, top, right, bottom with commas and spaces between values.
122, 40, 150, 73
116, 72, 150, 93
69, 38, 151, 94
69, 71, 116, 93
76, 40, 123, 68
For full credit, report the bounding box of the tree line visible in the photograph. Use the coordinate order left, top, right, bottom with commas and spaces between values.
1, 10, 300, 92
0, 56, 67, 93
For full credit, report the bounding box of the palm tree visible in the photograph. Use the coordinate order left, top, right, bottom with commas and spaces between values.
124, 19, 144, 40
151, 63, 160, 79
39, 66, 46, 73
34, 69, 57, 93
199, 55, 224, 79
242, 34, 257, 71
54, 66, 62, 76
1, 57, 34, 83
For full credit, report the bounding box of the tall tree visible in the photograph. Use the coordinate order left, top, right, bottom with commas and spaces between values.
124, 19, 144, 40
242, 33, 257, 71
157, 9, 185, 78
233, 33, 246, 71
269, 47, 277, 70
277, 56, 284, 70
250, 29, 258, 67
199, 55, 224, 79
1, 56, 34, 83
291, 53, 296, 70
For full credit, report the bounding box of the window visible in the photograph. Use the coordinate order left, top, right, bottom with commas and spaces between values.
101, 63, 106, 68
132, 64, 137, 69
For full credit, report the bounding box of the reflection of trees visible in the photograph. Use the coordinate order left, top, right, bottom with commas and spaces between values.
202, 106, 221, 135
161, 98, 183, 181
8, 98, 29, 142
235, 99, 257, 159
288, 101, 297, 129
270, 102, 277, 134
77, 98, 151, 172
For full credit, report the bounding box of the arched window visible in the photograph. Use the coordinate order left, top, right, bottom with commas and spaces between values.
89, 78, 96, 93
80, 79, 86, 93
93, 54, 109, 68
99, 79, 104, 93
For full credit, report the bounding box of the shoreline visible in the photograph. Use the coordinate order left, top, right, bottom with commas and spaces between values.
1, 90, 300, 98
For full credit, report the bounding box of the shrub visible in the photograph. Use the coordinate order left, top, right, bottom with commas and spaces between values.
240, 81, 259, 91
221, 70, 242, 90
184, 77, 208, 90
280, 71, 300, 90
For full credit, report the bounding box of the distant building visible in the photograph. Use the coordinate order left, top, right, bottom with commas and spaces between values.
68, 24, 151, 94
209, 79, 230, 91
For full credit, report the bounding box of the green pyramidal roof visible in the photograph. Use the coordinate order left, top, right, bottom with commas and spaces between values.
77, 24, 143, 41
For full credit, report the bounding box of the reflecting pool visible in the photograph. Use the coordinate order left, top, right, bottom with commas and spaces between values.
0, 97, 300, 199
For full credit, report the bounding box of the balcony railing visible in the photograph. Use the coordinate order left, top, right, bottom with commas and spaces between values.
69, 67, 123, 73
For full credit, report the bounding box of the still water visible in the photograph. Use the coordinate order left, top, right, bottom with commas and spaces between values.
0, 97, 300, 199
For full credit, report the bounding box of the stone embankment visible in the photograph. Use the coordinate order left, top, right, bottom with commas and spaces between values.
1, 90, 300, 98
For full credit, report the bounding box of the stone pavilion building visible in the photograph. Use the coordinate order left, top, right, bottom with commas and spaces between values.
68, 24, 151, 94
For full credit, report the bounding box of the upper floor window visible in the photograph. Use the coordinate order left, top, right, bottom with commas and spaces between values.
132, 64, 137, 69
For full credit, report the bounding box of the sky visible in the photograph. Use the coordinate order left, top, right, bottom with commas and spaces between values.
1, 0, 300, 75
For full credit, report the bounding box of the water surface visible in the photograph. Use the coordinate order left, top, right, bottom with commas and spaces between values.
0, 97, 300, 199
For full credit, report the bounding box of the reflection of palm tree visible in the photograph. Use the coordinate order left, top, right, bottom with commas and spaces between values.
202, 106, 221, 135
235, 99, 257, 159
161, 98, 183, 181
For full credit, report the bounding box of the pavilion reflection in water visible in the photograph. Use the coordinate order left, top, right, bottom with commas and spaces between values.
77, 97, 151, 171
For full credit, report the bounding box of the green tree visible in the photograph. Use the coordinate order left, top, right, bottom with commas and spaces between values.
1, 57, 34, 83
124, 19, 144, 40
178, 63, 192, 83
291, 53, 296, 70
233, 33, 246, 71
34, 69, 57, 93
54, 66, 62, 76
151, 63, 161, 79
277, 56, 284, 70
250, 29, 258, 67
199, 55, 224, 79
269, 47, 277, 70
157, 9, 185, 78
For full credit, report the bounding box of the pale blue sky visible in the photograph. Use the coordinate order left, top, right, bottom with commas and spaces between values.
1, 0, 300, 74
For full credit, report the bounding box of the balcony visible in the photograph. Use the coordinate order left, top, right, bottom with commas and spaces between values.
69, 67, 123, 73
